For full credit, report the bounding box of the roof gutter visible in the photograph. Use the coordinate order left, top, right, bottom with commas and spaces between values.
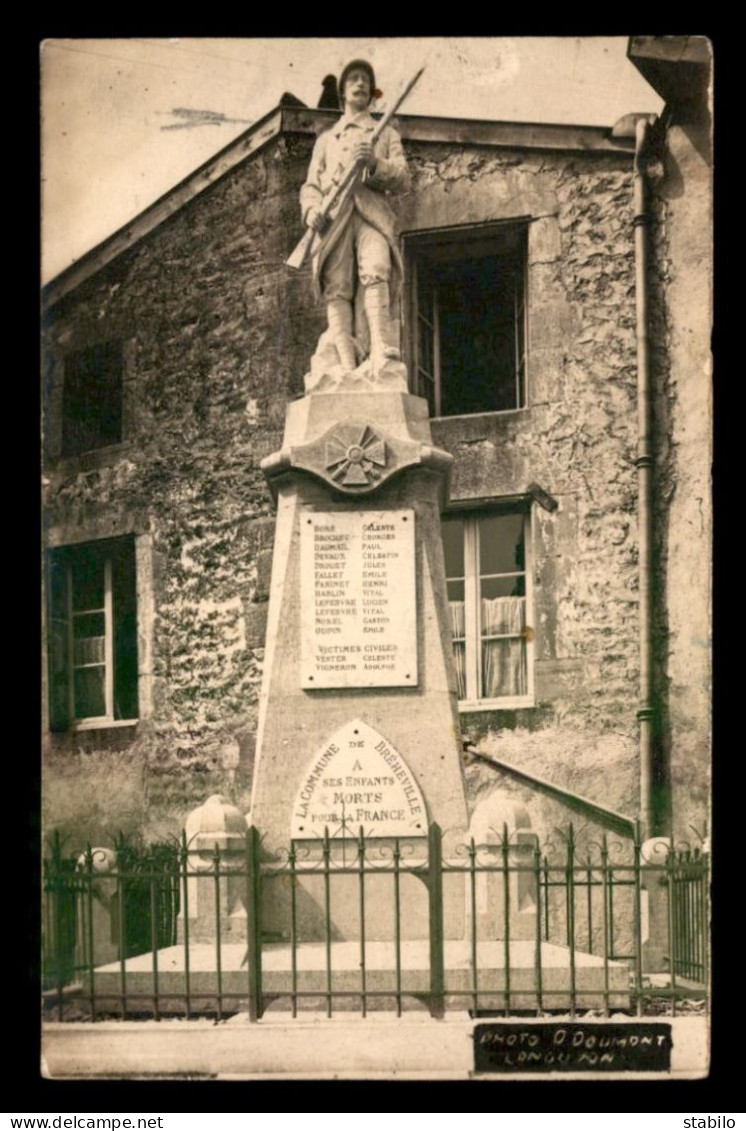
633, 114, 658, 839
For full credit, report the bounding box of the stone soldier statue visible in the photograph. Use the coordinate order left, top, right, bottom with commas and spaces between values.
300, 59, 411, 387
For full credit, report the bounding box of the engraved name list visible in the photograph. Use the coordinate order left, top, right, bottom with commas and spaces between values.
300, 509, 417, 688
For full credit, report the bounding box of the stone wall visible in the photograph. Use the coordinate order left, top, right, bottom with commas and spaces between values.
42, 124, 707, 846
43, 133, 325, 840
406, 143, 640, 823
646, 116, 712, 843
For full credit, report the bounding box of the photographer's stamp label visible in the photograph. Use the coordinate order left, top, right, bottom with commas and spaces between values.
474, 1022, 672, 1073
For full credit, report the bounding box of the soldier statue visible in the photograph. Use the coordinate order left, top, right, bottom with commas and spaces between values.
299, 59, 411, 387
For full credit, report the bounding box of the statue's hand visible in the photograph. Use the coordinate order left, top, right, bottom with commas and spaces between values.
351, 139, 376, 171
306, 208, 329, 233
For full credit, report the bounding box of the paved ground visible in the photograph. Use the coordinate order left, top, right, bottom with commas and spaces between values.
42, 1013, 710, 1080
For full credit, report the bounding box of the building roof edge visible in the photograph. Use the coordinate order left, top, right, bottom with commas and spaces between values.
43, 105, 634, 308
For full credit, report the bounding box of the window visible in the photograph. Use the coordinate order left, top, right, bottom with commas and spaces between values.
405, 223, 527, 417
47, 538, 138, 729
442, 508, 534, 708
61, 340, 123, 457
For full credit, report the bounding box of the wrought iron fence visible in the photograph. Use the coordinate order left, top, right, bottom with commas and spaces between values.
42, 833, 180, 1003
668, 845, 709, 984
42, 851, 78, 991
42, 821, 709, 1022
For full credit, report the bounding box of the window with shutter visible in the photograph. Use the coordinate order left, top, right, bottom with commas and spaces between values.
46, 537, 138, 729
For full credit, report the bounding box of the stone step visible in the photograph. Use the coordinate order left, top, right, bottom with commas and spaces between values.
86, 938, 630, 1013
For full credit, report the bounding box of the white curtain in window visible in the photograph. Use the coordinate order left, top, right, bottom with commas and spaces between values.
481, 596, 526, 699
449, 600, 467, 699
74, 636, 106, 666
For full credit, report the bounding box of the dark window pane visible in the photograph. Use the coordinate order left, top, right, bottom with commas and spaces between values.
447, 578, 465, 603
62, 340, 123, 456
515, 272, 527, 405
71, 553, 105, 610
438, 256, 521, 416
410, 228, 527, 419
417, 272, 434, 323
418, 315, 434, 375
419, 372, 436, 416
73, 612, 106, 639
480, 575, 526, 602
113, 545, 139, 719
442, 519, 465, 577
74, 666, 106, 718
426, 383, 437, 417
479, 513, 525, 576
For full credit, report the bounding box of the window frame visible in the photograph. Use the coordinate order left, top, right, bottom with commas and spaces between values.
46, 537, 139, 732
60, 339, 125, 459
442, 503, 535, 712
403, 220, 529, 418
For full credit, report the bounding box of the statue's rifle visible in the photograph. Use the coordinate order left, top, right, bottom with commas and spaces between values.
285, 66, 424, 271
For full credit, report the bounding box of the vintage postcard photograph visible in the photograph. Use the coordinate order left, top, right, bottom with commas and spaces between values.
40, 36, 712, 1083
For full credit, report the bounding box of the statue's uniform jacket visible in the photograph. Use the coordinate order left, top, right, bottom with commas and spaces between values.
300, 110, 411, 303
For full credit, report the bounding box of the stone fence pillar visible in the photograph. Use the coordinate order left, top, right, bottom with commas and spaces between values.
465, 795, 538, 943
640, 835, 672, 974
178, 794, 248, 943
75, 847, 120, 969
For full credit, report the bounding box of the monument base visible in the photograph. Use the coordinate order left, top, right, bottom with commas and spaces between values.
87, 941, 631, 1015
251, 390, 470, 940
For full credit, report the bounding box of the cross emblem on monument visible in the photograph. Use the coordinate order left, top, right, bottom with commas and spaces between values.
325, 424, 387, 487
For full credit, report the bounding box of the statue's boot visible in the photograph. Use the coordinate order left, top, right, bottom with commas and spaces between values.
327, 299, 359, 373
363, 282, 401, 376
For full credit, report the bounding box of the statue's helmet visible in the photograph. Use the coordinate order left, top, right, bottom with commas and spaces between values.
338, 59, 381, 107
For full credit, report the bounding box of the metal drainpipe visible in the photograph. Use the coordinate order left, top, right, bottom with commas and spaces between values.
634, 115, 655, 837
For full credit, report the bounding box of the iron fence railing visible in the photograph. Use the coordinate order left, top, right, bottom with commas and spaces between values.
668, 846, 709, 985
42, 821, 709, 1022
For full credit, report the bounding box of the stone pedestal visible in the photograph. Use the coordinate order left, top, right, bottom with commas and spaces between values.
178, 795, 248, 943
75, 847, 120, 968
251, 390, 469, 940
467, 796, 539, 943
640, 836, 672, 974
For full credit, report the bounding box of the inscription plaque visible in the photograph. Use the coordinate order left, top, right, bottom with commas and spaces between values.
291, 719, 427, 838
300, 508, 417, 689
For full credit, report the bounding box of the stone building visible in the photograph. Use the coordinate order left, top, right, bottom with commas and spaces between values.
41, 41, 711, 849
